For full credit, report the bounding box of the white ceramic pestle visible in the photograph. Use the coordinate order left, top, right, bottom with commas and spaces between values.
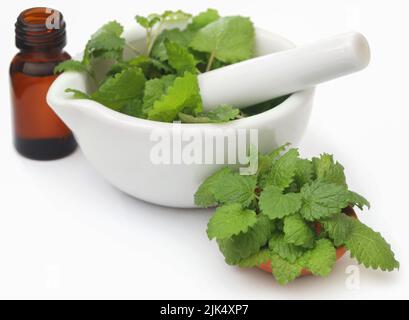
199, 32, 370, 111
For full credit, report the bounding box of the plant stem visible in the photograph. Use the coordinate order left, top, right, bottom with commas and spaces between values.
206, 51, 216, 72
146, 29, 152, 55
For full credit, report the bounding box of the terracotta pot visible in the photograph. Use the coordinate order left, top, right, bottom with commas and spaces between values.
258, 207, 357, 276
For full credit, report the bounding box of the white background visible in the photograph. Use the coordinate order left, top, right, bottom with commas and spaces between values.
0, 0, 407, 300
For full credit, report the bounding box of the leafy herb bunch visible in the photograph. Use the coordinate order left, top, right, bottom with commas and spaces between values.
55, 9, 258, 123
195, 145, 399, 285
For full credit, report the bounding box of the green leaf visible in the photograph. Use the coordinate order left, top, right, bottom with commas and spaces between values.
257, 144, 290, 182
85, 21, 125, 62
188, 9, 220, 31
298, 239, 336, 277
120, 99, 144, 118
142, 75, 176, 114
106, 62, 129, 77
238, 249, 270, 268
137, 11, 192, 57
165, 40, 198, 74
161, 10, 192, 23
135, 15, 161, 29
218, 215, 275, 265
65, 89, 90, 99
292, 159, 314, 190
268, 233, 305, 263
190, 16, 255, 64
151, 28, 196, 61
212, 171, 257, 207
98, 20, 124, 36
195, 168, 231, 207
283, 214, 315, 248
348, 191, 371, 210
321, 212, 353, 246
207, 204, 257, 240
263, 148, 300, 190
135, 16, 151, 29
259, 185, 302, 220
200, 104, 240, 122
179, 105, 240, 123
147, 72, 202, 122
108, 56, 172, 79
257, 154, 272, 180
345, 218, 399, 271
270, 254, 303, 285
54, 60, 88, 74
195, 167, 256, 207
313, 154, 347, 187
91, 68, 146, 111
300, 181, 351, 221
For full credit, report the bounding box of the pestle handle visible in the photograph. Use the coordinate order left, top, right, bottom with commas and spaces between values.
198, 32, 371, 111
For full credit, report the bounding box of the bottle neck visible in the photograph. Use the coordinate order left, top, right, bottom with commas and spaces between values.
15, 7, 67, 52
19, 47, 65, 56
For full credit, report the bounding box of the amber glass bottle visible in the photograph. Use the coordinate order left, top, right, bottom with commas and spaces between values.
10, 7, 77, 160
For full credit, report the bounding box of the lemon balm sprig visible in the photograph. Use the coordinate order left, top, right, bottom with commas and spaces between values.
136, 10, 192, 56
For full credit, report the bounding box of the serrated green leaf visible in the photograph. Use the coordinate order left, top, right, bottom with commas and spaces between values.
147, 72, 202, 122
207, 204, 257, 240
195, 168, 232, 208
190, 16, 255, 64
283, 214, 315, 248
263, 148, 299, 190
195, 167, 257, 207
165, 40, 198, 74
293, 159, 314, 190
212, 171, 257, 207
188, 9, 220, 31
257, 144, 289, 182
238, 249, 270, 268
259, 185, 302, 220
120, 98, 144, 118
135, 15, 151, 29
152, 28, 196, 61
298, 239, 336, 277
300, 181, 350, 221
106, 62, 129, 77
218, 215, 275, 265
270, 254, 303, 285
268, 233, 305, 263
100, 20, 124, 36
161, 10, 192, 23
91, 68, 146, 111
313, 154, 347, 187
321, 212, 353, 246
142, 75, 176, 114
135, 15, 160, 29
54, 60, 88, 74
345, 218, 399, 271
179, 104, 240, 123
85, 21, 125, 62
348, 191, 371, 210
108, 55, 172, 79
